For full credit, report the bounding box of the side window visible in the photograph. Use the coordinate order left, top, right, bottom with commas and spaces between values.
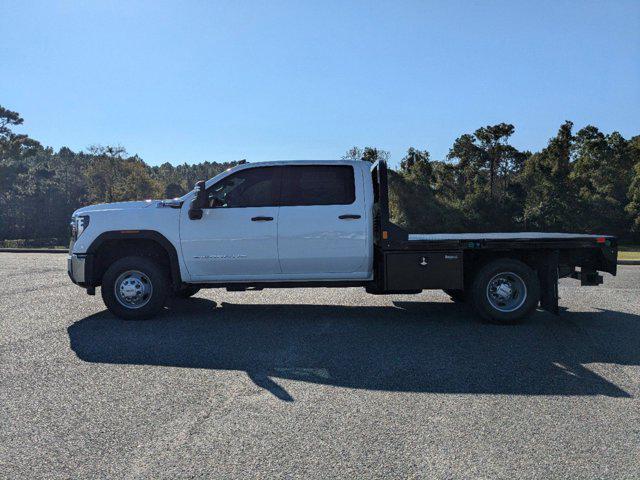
205, 167, 280, 208
280, 165, 355, 206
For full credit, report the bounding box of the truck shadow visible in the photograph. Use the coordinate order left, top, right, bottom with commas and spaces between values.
67, 298, 640, 401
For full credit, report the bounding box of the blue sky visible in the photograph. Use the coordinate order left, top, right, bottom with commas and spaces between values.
2, 0, 639, 167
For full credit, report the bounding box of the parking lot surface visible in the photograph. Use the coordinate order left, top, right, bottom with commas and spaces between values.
1, 253, 639, 479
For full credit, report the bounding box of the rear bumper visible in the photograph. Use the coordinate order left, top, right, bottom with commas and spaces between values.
67, 254, 86, 285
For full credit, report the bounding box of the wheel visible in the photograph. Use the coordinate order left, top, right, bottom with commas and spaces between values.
174, 286, 200, 299
443, 288, 466, 302
101, 256, 169, 320
470, 258, 540, 324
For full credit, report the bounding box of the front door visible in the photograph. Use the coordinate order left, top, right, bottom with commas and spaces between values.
180, 166, 282, 280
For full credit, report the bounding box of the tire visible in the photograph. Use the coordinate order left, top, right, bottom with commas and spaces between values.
101, 256, 170, 320
470, 258, 540, 324
174, 286, 200, 299
443, 288, 466, 303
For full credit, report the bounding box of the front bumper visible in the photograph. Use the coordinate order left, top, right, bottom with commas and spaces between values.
67, 253, 86, 285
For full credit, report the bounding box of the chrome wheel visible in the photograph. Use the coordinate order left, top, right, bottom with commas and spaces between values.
114, 270, 153, 309
486, 272, 527, 313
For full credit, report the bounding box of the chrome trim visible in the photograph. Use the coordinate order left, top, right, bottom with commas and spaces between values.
67, 254, 86, 283
114, 270, 153, 309
486, 271, 527, 313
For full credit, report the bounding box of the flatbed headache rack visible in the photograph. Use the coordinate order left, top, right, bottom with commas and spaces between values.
368, 160, 618, 313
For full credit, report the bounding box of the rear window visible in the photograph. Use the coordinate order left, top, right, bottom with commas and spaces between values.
280, 165, 355, 206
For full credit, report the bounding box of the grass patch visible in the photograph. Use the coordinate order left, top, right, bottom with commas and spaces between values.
619, 245, 640, 261
1, 238, 66, 249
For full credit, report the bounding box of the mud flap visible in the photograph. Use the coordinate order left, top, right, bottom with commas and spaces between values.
538, 250, 559, 315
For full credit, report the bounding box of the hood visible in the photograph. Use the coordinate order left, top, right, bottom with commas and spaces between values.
72, 200, 158, 216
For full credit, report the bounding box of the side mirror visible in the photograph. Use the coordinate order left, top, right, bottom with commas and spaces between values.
188, 180, 206, 220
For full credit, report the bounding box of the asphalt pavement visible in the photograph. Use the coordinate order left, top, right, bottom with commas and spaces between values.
1, 253, 639, 479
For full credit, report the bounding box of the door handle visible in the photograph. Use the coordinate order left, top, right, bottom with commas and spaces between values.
338, 214, 361, 220
251, 216, 274, 222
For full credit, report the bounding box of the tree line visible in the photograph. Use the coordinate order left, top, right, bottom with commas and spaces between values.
344, 123, 640, 240
1, 104, 639, 245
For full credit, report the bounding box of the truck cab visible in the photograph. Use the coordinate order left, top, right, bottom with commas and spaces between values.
68, 160, 617, 323
179, 160, 374, 282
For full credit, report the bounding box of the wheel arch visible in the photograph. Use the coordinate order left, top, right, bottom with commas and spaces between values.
84, 230, 182, 289
464, 249, 558, 314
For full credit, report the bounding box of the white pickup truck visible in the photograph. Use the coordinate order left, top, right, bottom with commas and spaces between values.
68, 160, 618, 323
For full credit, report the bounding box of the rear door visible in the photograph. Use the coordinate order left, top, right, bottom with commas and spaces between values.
277, 164, 368, 277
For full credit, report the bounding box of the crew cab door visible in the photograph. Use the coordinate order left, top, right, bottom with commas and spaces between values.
277, 164, 369, 278
180, 166, 282, 280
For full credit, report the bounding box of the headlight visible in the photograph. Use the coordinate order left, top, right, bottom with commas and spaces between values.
70, 215, 90, 240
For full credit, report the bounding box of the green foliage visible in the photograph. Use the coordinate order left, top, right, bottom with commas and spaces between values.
523, 121, 578, 231
626, 136, 640, 231
342, 146, 390, 163
400, 147, 432, 184
0, 106, 41, 158
570, 127, 635, 234
443, 124, 528, 232
348, 121, 637, 239
1, 104, 638, 242
0, 105, 243, 240
390, 147, 460, 232
149, 159, 243, 198
83, 146, 163, 203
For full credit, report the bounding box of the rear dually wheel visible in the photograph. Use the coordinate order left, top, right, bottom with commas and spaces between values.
470, 258, 540, 324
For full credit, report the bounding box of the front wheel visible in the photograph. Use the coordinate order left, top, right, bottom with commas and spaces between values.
101, 256, 170, 320
470, 258, 540, 324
